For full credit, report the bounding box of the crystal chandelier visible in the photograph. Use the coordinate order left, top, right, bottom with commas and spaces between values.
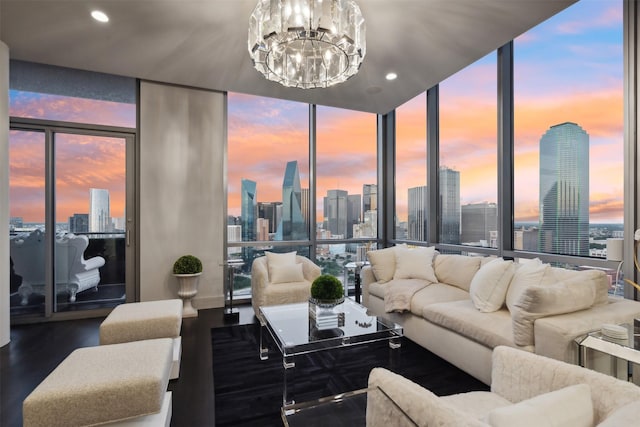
248, 0, 366, 89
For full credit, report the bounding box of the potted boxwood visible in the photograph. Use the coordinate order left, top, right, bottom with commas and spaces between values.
173, 255, 203, 317
310, 274, 345, 307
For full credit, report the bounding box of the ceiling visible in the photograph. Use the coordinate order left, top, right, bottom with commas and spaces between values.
0, 0, 577, 115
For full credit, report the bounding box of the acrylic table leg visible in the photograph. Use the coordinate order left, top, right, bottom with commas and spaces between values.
283, 355, 296, 407
259, 322, 269, 361
388, 337, 402, 371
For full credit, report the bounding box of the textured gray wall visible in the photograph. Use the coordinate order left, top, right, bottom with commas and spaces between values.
139, 81, 225, 308
1, 41, 9, 346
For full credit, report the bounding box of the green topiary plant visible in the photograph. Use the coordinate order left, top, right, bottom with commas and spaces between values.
173, 255, 203, 275
310, 274, 344, 301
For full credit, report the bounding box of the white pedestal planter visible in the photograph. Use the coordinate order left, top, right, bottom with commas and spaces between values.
174, 273, 201, 317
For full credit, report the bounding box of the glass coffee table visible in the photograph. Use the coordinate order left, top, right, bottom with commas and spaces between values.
259, 298, 403, 406
281, 386, 417, 426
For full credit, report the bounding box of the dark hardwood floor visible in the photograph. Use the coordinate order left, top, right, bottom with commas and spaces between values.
1, 304, 258, 427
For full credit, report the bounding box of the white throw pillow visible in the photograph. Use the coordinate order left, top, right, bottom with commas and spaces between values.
485, 384, 593, 427
269, 263, 305, 284
393, 246, 438, 283
265, 251, 297, 281
469, 258, 515, 313
511, 276, 596, 347
506, 258, 549, 312
367, 246, 398, 283
434, 254, 482, 292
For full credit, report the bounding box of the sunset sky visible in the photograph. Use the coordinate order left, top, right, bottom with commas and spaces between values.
8, 0, 624, 226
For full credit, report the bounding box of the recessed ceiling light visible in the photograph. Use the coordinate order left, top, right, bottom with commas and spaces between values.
91, 10, 109, 23
385, 72, 398, 81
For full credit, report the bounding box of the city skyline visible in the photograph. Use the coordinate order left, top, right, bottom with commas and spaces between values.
7, 1, 623, 225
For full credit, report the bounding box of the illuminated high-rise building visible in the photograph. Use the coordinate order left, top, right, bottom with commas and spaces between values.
439, 167, 460, 244
539, 122, 589, 256
89, 188, 110, 232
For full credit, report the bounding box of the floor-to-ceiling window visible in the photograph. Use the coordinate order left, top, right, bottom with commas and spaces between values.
440, 52, 498, 249
316, 106, 377, 292
8, 61, 136, 320
513, 0, 623, 291
395, 92, 427, 242
227, 93, 310, 297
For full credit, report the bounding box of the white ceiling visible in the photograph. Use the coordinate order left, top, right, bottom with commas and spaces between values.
0, 0, 577, 114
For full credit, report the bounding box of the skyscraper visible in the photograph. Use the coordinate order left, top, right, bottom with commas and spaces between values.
439, 167, 460, 244
69, 213, 89, 233
324, 189, 348, 237
240, 179, 257, 242
257, 201, 282, 234
301, 188, 310, 235
461, 202, 497, 246
276, 160, 306, 240
539, 122, 589, 256
89, 188, 110, 232
347, 194, 361, 238
408, 185, 428, 241
363, 184, 377, 213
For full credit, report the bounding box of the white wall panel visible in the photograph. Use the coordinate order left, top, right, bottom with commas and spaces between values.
139, 81, 225, 308
1, 41, 9, 346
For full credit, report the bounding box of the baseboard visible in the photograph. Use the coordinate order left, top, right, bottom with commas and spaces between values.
193, 295, 224, 309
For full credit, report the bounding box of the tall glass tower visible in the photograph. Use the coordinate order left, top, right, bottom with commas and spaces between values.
408, 185, 428, 241
324, 189, 348, 237
539, 122, 589, 256
276, 161, 306, 240
439, 167, 460, 244
89, 188, 110, 232
241, 179, 257, 242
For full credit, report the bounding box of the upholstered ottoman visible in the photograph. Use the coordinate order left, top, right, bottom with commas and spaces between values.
23, 338, 173, 427
100, 299, 183, 379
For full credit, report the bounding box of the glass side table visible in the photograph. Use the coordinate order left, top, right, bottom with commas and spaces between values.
281, 386, 418, 427
575, 323, 640, 382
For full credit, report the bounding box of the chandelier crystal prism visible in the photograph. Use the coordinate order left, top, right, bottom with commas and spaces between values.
248, 0, 366, 89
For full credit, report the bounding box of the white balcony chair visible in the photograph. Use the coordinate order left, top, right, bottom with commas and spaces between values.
10, 230, 106, 305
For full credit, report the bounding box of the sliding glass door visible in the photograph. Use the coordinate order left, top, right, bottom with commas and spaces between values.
9, 125, 135, 320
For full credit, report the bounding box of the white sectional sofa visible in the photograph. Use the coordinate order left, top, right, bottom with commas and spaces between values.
362, 245, 640, 384
366, 345, 640, 427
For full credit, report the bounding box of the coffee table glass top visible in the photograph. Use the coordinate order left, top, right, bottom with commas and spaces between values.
281, 386, 417, 427
259, 298, 403, 357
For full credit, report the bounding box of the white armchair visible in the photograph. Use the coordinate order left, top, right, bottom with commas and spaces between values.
251, 254, 321, 317
367, 345, 640, 426
11, 230, 106, 305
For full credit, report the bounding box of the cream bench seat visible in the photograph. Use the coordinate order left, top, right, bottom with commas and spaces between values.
100, 299, 182, 379
23, 338, 173, 427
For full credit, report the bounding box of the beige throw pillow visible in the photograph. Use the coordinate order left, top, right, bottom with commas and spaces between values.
511, 276, 596, 346
434, 255, 482, 291
269, 263, 305, 284
506, 258, 549, 312
469, 257, 515, 313
265, 251, 297, 281
393, 246, 438, 282
367, 246, 398, 283
485, 384, 593, 427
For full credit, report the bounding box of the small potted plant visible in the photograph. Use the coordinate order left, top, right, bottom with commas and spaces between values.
310, 274, 345, 308
173, 255, 203, 317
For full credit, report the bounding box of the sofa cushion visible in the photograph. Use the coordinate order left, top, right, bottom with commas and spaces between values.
551, 267, 609, 306
484, 384, 593, 427
422, 300, 520, 350
368, 281, 387, 299
597, 401, 640, 427
368, 246, 398, 283
470, 258, 515, 313
434, 254, 482, 292
506, 259, 549, 312
269, 262, 305, 284
441, 391, 511, 420
393, 245, 438, 282
409, 283, 470, 316
512, 276, 596, 347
